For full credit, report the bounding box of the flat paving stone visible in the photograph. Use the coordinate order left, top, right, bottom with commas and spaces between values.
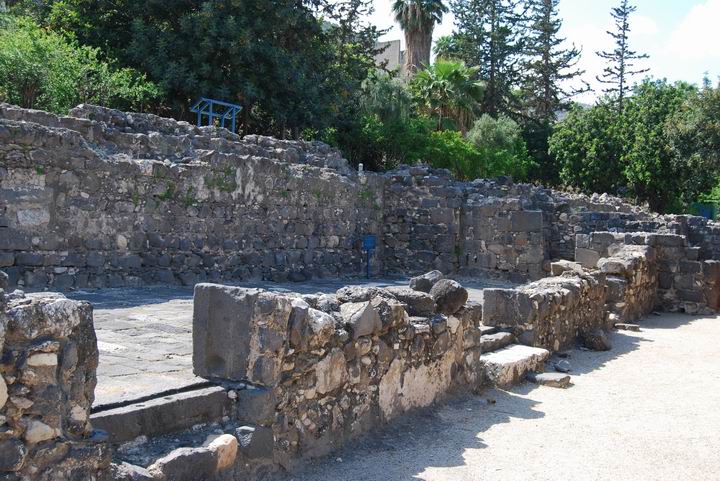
65, 277, 515, 407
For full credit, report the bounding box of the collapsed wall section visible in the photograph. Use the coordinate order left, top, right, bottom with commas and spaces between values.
0, 278, 108, 479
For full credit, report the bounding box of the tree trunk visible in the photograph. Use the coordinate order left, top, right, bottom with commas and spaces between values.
404, 30, 432, 76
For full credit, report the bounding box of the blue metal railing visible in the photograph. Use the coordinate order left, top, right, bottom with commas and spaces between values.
190, 97, 243, 133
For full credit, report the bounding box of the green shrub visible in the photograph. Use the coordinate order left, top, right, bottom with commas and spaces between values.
466, 114, 536, 181
0, 16, 159, 113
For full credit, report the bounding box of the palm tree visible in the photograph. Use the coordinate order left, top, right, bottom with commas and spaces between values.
392, 0, 448, 76
410, 59, 484, 133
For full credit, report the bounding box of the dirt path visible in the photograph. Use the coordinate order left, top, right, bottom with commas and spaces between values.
285, 313, 720, 481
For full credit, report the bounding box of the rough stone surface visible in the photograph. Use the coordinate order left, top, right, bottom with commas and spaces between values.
429, 279, 468, 315
409, 270, 444, 293
580, 329, 612, 351
526, 371, 572, 388
480, 345, 551, 388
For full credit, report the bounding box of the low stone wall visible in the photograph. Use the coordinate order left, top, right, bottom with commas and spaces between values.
597, 244, 657, 322
482, 272, 607, 351
192, 279, 483, 466
0, 279, 108, 479
575, 231, 720, 314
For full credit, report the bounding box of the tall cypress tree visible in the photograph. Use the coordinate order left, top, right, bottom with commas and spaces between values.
522, 0, 587, 123
449, 0, 527, 117
596, 0, 649, 111
521, 0, 588, 185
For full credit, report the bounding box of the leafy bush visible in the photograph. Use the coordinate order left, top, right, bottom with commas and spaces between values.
0, 16, 159, 113
466, 114, 536, 181
549, 101, 627, 196
424, 129, 483, 180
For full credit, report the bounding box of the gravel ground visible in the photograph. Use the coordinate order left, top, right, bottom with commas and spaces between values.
284, 313, 720, 481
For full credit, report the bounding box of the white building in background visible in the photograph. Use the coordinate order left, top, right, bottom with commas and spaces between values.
374, 39, 406, 75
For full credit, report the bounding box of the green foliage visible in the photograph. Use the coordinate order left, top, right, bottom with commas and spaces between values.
667, 78, 720, 205
0, 16, 159, 113
550, 79, 703, 213
424, 129, 483, 180
17, 0, 382, 136
448, 0, 526, 117
410, 59, 484, 132
466, 114, 536, 181
550, 101, 626, 195
622, 79, 694, 211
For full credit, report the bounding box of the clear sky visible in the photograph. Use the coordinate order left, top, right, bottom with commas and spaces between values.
367, 0, 720, 102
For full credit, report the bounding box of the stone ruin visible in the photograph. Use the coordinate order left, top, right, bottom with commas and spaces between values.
1, 103, 720, 480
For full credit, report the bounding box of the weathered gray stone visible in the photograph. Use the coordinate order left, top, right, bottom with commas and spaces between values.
148, 447, 217, 481
193, 284, 291, 385
409, 270, 443, 292
480, 345, 550, 388
340, 301, 382, 339
236, 425, 274, 460
315, 349, 347, 394
288, 299, 335, 350
554, 359, 572, 373
526, 371, 572, 388
0, 439, 26, 471
90, 386, 230, 443
384, 286, 435, 316
109, 462, 154, 481
429, 279, 468, 315
580, 329, 612, 351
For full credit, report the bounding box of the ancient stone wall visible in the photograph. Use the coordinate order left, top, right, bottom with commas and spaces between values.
1, 103, 557, 289
0, 103, 386, 289
575, 231, 720, 314
192, 279, 483, 466
482, 271, 607, 352
0, 277, 108, 479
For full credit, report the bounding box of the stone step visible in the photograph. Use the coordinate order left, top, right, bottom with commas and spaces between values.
479, 324, 498, 336
479, 331, 515, 353
480, 344, 551, 388
91, 386, 231, 444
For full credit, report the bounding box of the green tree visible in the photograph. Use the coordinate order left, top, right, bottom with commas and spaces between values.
0, 16, 158, 113
521, 0, 588, 186
466, 114, 536, 181
667, 78, 720, 204
449, 0, 526, 117
410, 59, 484, 132
392, 0, 448, 75
623, 79, 695, 211
16, 0, 381, 137
424, 129, 484, 180
549, 101, 626, 195
522, 0, 587, 123
596, 0, 649, 112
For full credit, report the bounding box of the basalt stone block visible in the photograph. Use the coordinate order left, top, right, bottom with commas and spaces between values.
384, 287, 435, 316
193, 284, 292, 385
510, 210, 542, 232
340, 301, 381, 339
575, 248, 601, 269
481, 289, 517, 326
409, 270, 443, 292
429, 279, 468, 315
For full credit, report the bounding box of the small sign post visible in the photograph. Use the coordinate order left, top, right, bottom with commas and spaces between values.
362, 235, 377, 279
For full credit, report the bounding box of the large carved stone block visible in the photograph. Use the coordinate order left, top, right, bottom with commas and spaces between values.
193, 284, 292, 386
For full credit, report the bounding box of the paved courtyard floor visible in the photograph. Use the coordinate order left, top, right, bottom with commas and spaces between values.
282, 312, 720, 481
68, 277, 509, 407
